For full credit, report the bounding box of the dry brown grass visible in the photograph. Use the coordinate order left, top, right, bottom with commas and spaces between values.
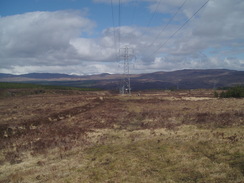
0, 89, 243, 182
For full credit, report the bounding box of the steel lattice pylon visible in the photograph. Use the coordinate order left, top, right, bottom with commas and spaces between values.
119, 46, 134, 95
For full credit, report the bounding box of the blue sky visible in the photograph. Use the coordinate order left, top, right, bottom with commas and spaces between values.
0, 0, 244, 75
1, 0, 92, 16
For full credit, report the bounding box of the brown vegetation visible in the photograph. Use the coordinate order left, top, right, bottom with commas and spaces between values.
0, 89, 243, 182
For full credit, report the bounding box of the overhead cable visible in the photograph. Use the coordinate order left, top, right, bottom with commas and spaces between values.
146, 0, 162, 27
150, 0, 210, 56
110, 0, 117, 51
148, 0, 188, 48
118, 0, 121, 48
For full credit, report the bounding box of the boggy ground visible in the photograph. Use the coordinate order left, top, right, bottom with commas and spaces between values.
0, 89, 243, 183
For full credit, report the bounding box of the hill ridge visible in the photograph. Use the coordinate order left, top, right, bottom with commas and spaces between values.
0, 69, 243, 90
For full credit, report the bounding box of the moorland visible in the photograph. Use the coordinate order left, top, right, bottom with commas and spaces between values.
0, 85, 243, 183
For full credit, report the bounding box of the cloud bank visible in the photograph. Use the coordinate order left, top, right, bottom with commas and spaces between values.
0, 0, 244, 74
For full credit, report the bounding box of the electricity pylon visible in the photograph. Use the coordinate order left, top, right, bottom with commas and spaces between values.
119, 46, 134, 95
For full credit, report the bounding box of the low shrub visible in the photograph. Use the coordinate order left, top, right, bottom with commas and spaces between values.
216, 86, 244, 98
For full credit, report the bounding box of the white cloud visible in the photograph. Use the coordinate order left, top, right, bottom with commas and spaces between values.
0, 62, 120, 75
0, 0, 244, 75
0, 10, 95, 67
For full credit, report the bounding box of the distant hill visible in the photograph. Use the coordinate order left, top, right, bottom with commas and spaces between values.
0, 73, 17, 78
0, 69, 243, 90
21, 73, 81, 79
132, 69, 244, 90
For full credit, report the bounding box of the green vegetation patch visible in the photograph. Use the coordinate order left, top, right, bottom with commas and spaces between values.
0, 82, 99, 91
0, 82, 40, 89
214, 86, 244, 98
0, 82, 100, 98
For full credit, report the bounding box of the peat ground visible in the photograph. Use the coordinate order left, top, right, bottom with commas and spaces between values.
0, 89, 243, 182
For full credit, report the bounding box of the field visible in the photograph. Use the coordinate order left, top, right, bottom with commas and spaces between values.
0, 88, 244, 183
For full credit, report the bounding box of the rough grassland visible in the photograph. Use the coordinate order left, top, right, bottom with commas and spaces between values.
0, 89, 243, 183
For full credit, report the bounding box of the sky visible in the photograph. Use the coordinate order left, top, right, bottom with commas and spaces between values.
0, 0, 244, 75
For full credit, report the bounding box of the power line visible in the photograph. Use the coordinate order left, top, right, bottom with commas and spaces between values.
150, 0, 210, 56
146, 0, 162, 27
118, 0, 121, 48
110, 0, 117, 53
129, 0, 162, 45
130, 0, 138, 26
127, 1, 139, 46
148, 0, 188, 48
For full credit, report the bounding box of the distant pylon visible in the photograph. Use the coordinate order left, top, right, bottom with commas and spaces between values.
119, 46, 134, 95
